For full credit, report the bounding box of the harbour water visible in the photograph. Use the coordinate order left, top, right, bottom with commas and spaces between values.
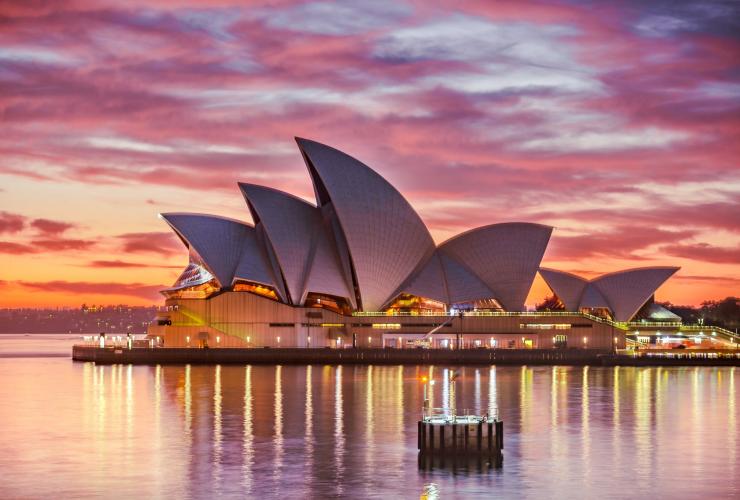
0, 334, 737, 499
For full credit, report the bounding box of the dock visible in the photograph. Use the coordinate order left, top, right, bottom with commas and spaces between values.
72, 346, 739, 366
418, 409, 503, 469
72, 345, 613, 365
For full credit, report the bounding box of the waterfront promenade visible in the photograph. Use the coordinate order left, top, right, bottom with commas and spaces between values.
72, 345, 740, 366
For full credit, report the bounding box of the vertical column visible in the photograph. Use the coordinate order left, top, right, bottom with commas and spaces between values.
418, 421, 422, 451
477, 421, 483, 452
487, 421, 493, 457
440, 425, 445, 454
452, 424, 457, 455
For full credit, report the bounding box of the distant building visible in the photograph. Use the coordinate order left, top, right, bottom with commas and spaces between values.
148, 138, 682, 350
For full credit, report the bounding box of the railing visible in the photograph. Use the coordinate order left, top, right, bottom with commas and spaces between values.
356, 310, 586, 317
625, 321, 683, 328
619, 349, 740, 359
353, 310, 628, 329
680, 325, 739, 338
422, 407, 496, 423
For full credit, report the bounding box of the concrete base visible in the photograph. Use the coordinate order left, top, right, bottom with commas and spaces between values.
72, 346, 614, 365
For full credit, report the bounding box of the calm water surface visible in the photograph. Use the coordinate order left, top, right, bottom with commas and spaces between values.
0, 334, 737, 499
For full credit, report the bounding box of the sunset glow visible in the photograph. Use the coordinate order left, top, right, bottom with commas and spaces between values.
1, 0, 738, 307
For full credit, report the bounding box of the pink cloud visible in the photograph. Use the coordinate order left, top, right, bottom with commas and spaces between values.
661, 243, 740, 265
31, 238, 95, 251
30, 218, 76, 235
543, 226, 695, 262
0, 212, 26, 234
117, 231, 182, 256
0, 241, 36, 254
88, 259, 181, 269
0, 0, 737, 305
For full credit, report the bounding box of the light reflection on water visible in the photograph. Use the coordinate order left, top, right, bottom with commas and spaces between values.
0, 336, 737, 499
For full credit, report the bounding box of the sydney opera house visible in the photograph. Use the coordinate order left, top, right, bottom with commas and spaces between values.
148, 138, 683, 350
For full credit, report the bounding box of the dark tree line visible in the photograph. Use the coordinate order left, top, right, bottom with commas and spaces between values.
661, 297, 740, 330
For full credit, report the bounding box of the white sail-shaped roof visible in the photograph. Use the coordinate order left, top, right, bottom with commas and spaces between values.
400, 252, 449, 304
592, 267, 679, 322
302, 224, 355, 304
239, 183, 315, 303
439, 252, 497, 305
538, 268, 588, 310
539, 266, 680, 321
160, 213, 252, 287
297, 137, 435, 311
579, 283, 610, 309
239, 183, 353, 305
439, 223, 552, 310
233, 225, 281, 294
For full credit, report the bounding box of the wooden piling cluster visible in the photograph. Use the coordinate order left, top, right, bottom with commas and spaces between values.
418, 416, 503, 468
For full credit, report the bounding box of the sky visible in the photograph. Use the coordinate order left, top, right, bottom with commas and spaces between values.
0, 0, 738, 308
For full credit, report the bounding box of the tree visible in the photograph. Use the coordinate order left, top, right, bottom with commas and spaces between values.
536, 295, 565, 312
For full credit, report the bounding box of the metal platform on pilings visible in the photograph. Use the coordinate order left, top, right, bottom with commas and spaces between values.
418, 408, 503, 469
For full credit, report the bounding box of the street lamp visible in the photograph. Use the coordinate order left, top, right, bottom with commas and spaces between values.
457, 310, 463, 350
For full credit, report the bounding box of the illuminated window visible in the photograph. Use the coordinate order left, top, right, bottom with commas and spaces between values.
305, 293, 352, 315
384, 293, 446, 314
233, 280, 279, 301
451, 298, 503, 312
162, 279, 219, 299
520, 323, 572, 330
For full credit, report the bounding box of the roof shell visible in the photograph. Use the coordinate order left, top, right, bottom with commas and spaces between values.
233, 225, 282, 294
592, 267, 679, 322
438, 252, 497, 304
239, 183, 316, 302
439, 222, 553, 310
579, 283, 610, 309
297, 137, 435, 311
400, 252, 450, 304
160, 213, 252, 287
302, 216, 355, 304
538, 268, 588, 310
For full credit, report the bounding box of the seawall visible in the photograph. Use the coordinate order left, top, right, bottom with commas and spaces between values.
72, 346, 740, 366
73, 346, 610, 365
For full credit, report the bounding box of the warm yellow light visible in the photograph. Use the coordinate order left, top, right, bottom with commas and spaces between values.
217, 336, 221, 343
421, 376, 428, 383
583, 336, 588, 343
247, 336, 251, 343
186, 336, 190, 343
